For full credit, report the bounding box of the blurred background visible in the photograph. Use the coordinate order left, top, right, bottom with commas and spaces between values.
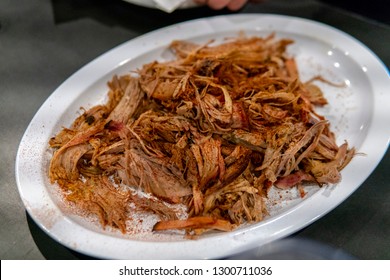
1, 0, 389, 259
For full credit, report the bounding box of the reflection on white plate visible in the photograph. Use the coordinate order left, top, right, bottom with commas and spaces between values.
227, 237, 356, 260
16, 14, 390, 259
122, 0, 199, 12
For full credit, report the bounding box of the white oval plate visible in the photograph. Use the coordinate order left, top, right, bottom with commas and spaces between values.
16, 14, 390, 259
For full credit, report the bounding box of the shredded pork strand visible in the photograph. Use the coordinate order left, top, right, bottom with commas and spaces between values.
48, 35, 355, 235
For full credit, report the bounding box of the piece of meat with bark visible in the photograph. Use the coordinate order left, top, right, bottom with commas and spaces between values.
203, 175, 264, 225
66, 176, 130, 233
107, 77, 144, 124
153, 216, 234, 232
222, 129, 266, 152
191, 137, 225, 190
119, 144, 192, 203
306, 142, 354, 184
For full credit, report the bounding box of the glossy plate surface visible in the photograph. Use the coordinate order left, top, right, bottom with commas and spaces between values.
121, 0, 198, 10
16, 14, 390, 259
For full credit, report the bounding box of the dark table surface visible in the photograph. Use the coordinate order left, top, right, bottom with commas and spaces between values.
1, 0, 389, 259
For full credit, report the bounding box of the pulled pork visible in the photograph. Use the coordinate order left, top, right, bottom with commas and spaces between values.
49, 35, 355, 235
